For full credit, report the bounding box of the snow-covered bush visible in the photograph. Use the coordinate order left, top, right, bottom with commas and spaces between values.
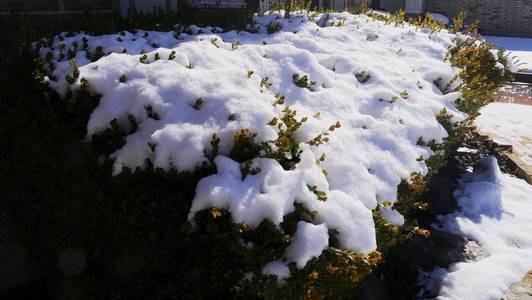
447, 39, 513, 116
10, 8, 511, 299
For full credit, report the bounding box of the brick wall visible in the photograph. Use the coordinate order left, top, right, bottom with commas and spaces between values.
426, 0, 532, 37
0, 0, 114, 12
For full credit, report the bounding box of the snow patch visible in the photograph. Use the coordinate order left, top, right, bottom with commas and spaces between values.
262, 260, 290, 283
425, 157, 532, 299
476, 103, 532, 168
379, 205, 405, 226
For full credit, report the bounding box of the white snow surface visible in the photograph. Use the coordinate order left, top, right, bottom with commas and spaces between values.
39, 11, 468, 271
191, 144, 377, 253
431, 157, 532, 300
484, 35, 532, 72
378, 205, 405, 226
430, 13, 450, 26
285, 221, 329, 268
262, 260, 290, 282
476, 103, 532, 168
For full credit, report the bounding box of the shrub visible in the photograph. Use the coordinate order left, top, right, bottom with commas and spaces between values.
369, 9, 405, 25
447, 37, 513, 116
355, 70, 371, 83
267, 21, 283, 34
408, 13, 445, 33
449, 10, 478, 34
292, 73, 316, 91
239, 249, 381, 299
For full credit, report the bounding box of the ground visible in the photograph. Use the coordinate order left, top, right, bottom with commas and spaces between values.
476, 102, 532, 175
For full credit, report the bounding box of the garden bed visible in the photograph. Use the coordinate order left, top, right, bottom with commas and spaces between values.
1, 9, 514, 299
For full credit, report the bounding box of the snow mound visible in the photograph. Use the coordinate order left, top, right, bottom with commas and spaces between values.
431, 157, 532, 299
39, 11, 466, 270
191, 144, 377, 255
285, 221, 329, 268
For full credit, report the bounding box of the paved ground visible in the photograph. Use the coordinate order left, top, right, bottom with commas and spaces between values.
506, 271, 532, 300
494, 83, 532, 300
499, 84, 532, 183
492, 83, 532, 105
479, 87, 532, 184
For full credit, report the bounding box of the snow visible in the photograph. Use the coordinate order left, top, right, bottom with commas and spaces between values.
284, 221, 329, 268
189, 147, 325, 228
426, 157, 532, 300
475, 103, 532, 168
190, 144, 377, 255
38, 11, 470, 273
262, 260, 290, 282
430, 13, 450, 26
456, 147, 478, 154
484, 35, 532, 72
379, 205, 405, 226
